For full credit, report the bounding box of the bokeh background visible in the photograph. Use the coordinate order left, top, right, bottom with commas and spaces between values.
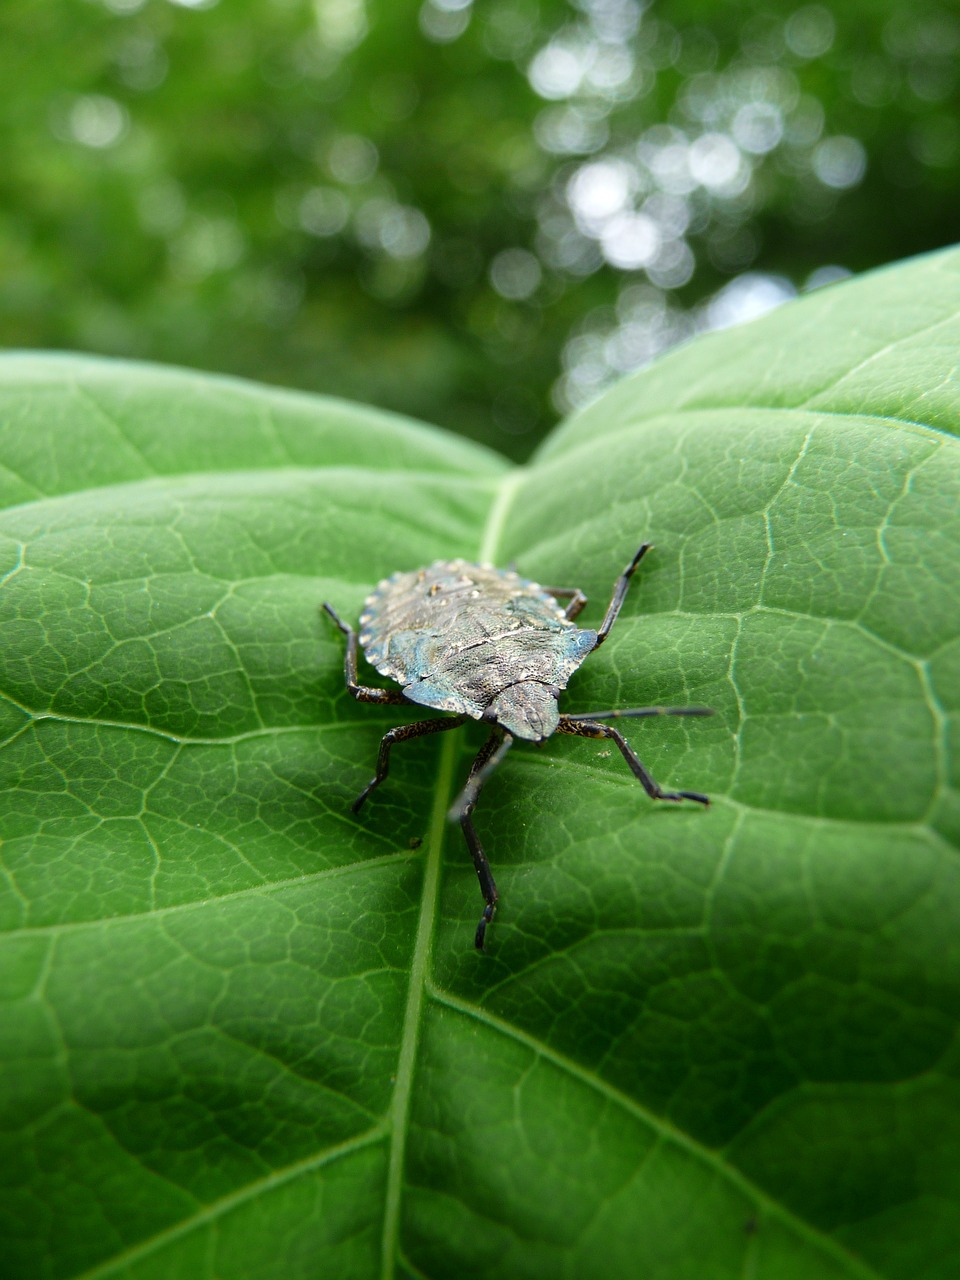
3, 0, 958, 459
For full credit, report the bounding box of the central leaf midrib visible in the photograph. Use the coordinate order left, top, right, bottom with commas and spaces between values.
379, 726, 463, 1280
379, 467, 526, 1279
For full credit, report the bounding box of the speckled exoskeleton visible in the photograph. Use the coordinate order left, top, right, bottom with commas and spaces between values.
323, 544, 711, 950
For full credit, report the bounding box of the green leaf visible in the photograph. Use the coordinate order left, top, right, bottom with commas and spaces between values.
2, 250, 959, 1280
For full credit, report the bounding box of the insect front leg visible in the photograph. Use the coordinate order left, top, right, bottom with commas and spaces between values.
593, 542, 654, 648
557, 715, 710, 806
322, 603, 409, 705
450, 729, 514, 951
353, 716, 466, 813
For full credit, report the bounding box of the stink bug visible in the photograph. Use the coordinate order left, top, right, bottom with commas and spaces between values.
323, 544, 711, 950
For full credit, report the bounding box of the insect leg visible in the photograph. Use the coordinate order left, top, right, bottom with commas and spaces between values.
450, 729, 514, 951
565, 706, 714, 721
322, 603, 409, 705
557, 715, 710, 806
353, 716, 466, 813
593, 542, 654, 649
542, 585, 589, 620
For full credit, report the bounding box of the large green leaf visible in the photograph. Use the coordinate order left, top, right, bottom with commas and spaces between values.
1, 251, 958, 1280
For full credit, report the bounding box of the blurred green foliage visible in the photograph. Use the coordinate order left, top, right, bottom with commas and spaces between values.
2, 0, 959, 457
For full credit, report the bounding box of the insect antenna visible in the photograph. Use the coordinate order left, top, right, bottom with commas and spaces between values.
564, 706, 714, 721
448, 731, 514, 821
448, 729, 514, 951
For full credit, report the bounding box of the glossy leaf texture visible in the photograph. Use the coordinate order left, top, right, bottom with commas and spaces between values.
1, 250, 959, 1280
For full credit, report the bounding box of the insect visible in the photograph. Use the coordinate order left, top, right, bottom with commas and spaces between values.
323, 544, 711, 951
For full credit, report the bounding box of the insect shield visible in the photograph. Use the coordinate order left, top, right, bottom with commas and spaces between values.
324, 544, 711, 950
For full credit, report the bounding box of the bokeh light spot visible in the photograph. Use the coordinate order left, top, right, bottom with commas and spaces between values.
567, 158, 636, 232
599, 212, 660, 269
299, 187, 351, 237
705, 272, 795, 329
733, 101, 784, 154
65, 96, 129, 149
784, 6, 836, 60
688, 132, 745, 192
327, 134, 378, 184
529, 42, 586, 99
490, 249, 542, 300
812, 135, 867, 188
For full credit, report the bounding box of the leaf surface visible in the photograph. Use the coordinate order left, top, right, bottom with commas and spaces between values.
1, 253, 959, 1280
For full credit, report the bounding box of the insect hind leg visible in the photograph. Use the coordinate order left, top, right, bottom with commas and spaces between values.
322, 602, 409, 705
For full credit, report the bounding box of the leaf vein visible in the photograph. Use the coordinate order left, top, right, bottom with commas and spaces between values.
427, 987, 886, 1280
